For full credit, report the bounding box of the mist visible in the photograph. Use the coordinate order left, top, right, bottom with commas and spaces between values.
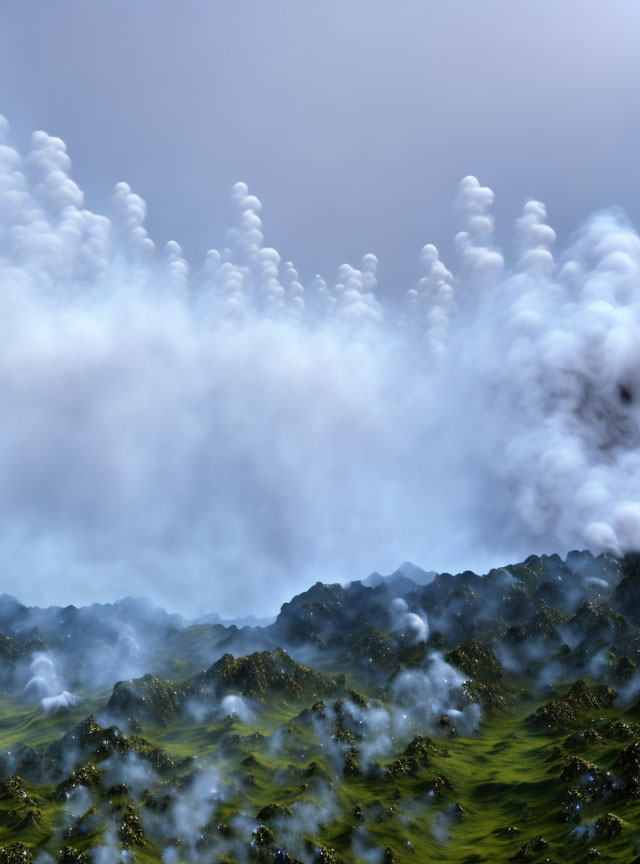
0, 116, 639, 615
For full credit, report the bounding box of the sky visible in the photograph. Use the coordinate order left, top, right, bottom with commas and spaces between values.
2, 1, 640, 286
0, 2, 639, 617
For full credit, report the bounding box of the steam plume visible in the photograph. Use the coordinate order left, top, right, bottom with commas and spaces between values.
0, 115, 639, 614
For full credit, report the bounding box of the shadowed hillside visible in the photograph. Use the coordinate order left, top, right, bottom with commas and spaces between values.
1, 551, 640, 861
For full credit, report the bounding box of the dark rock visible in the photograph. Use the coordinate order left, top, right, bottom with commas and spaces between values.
119, 803, 145, 847
198, 648, 338, 702
0, 634, 15, 662
257, 803, 292, 821
510, 837, 548, 860
331, 700, 356, 745
55, 762, 102, 801
107, 673, 184, 726
403, 735, 439, 763
564, 728, 605, 751
437, 714, 457, 736
343, 746, 361, 776
386, 735, 440, 776
570, 601, 627, 638
508, 602, 568, 643
603, 719, 640, 739
446, 639, 504, 682
59, 848, 90, 864
463, 680, 508, 709
46, 715, 120, 763
430, 774, 453, 794
0, 775, 36, 807
528, 680, 616, 729
348, 628, 398, 666
312, 847, 344, 864
0, 844, 32, 864
560, 757, 597, 781
252, 825, 275, 848
613, 553, 640, 625
593, 812, 623, 840
613, 740, 640, 786
614, 655, 636, 682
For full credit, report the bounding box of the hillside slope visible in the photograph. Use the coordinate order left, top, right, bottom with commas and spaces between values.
0, 551, 639, 862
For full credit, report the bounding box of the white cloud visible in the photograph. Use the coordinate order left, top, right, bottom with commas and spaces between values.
0, 117, 639, 615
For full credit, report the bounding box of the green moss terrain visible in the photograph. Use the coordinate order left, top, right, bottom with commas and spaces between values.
1, 551, 640, 862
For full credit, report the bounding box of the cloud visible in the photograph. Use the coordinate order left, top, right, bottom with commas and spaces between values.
41, 690, 77, 715
0, 114, 638, 615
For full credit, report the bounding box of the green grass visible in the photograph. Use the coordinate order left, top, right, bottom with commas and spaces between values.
1, 685, 640, 862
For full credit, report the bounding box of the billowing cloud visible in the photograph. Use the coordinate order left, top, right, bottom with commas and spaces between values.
0, 116, 639, 615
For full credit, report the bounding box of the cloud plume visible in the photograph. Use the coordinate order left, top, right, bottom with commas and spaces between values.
0, 115, 639, 615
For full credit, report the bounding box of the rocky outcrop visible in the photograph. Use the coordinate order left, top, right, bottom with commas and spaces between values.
59, 849, 90, 864
446, 639, 504, 683
613, 553, 640, 625
594, 812, 624, 840
506, 601, 568, 642
0, 844, 33, 864
196, 647, 339, 702
119, 803, 145, 847
348, 628, 398, 665
528, 679, 617, 729
510, 837, 548, 861
54, 762, 103, 801
386, 736, 441, 777
107, 673, 185, 725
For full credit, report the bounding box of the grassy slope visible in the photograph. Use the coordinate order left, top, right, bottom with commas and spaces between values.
1, 687, 640, 863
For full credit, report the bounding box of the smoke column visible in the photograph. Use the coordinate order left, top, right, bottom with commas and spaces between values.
0, 114, 639, 615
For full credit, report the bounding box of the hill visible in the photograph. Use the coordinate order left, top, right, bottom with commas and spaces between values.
0, 551, 639, 862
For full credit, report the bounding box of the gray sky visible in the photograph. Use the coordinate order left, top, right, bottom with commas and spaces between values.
2, 1, 640, 287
